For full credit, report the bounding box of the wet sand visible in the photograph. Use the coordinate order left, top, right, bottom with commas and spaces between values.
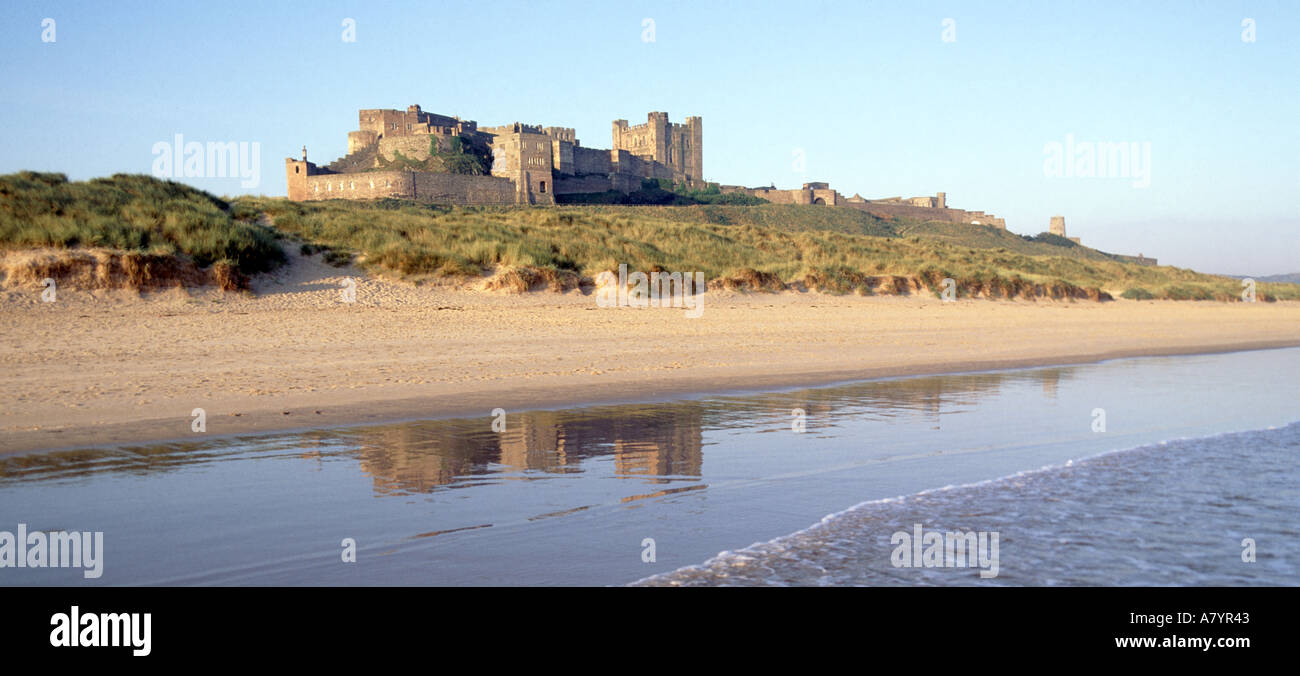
3, 251, 1299, 454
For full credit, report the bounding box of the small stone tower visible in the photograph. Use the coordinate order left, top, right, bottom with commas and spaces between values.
284, 146, 316, 202
1049, 215, 1066, 237
936, 192, 946, 209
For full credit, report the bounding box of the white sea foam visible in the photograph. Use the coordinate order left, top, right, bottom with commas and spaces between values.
633, 422, 1300, 586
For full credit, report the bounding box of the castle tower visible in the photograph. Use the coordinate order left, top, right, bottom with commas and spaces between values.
648, 111, 669, 165
284, 147, 315, 201
612, 112, 703, 184
1049, 215, 1066, 237
612, 119, 628, 152
935, 191, 946, 209
684, 116, 703, 184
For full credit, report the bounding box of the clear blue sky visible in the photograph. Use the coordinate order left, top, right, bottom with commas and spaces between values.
2, 1, 1296, 275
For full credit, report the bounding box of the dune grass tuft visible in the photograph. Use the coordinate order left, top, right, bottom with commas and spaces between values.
0, 172, 284, 288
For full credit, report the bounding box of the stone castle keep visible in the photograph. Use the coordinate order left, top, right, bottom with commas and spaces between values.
286, 104, 702, 205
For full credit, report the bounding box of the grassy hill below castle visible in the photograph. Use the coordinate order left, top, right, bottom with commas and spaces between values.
1, 172, 1295, 301
239, 195, 1298, 301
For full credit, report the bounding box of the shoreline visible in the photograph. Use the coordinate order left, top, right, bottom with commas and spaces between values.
5, 251, 1300, 456
5, 339, 1299, 456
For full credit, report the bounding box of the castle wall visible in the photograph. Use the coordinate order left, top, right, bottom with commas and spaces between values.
553, 175, 616, 194
411, 173, 516, 205
811, 189, 840, 205
348, 131, 379, 154
1112, 254, 1157, 266
727, 187, 815, 204
552, 140, 575, 175
610, 173, 642, 192
378, 135, 439, 163
843, 202, 1007, 229
304, 171, 413, 200
359, 106, 463, 139
543, 127, 576, 143
299, 171, 516, 205
573, 146, 612, 175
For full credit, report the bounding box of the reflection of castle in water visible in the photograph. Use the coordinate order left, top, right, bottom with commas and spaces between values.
351, 368, 1072, 495
0, 366, 1074, 492
355, 408, 705, 495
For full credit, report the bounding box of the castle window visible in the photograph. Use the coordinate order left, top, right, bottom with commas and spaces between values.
314, 184, 319, 193
539, 181, 546, 194
295, 166, 300, 173
350, 181, 355, 190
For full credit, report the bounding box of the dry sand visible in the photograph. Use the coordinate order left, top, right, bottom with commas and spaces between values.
3, 250, 1299, 454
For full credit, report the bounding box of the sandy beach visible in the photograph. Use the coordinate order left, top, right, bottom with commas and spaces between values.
3, 250, 1300, 454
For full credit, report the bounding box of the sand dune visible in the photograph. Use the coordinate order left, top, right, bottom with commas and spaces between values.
3, 249, 1299, 454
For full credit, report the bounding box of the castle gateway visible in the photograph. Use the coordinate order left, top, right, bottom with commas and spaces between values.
286, 105, 702, 205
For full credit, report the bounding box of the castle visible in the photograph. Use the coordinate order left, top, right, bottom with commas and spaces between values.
284, 104, 1001, 229
286, 105, 702, 205
284, 103, 1155, 263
